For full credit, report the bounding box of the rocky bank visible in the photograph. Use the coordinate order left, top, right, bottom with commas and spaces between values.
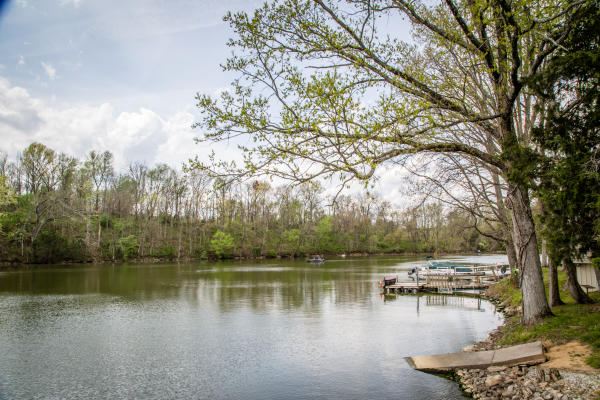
452, 293, 600, 400
456, 364, 600, 400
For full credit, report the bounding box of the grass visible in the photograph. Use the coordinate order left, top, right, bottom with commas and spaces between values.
487, 268, 600, 369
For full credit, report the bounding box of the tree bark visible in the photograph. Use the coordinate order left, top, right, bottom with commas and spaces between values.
490, 166, 518, 274
541, 239, 548, 267
506, 182, 552, 324
563, 259, 595, 304
97, 216, 102, 260
548, 258, 564, 307
505, 229, 518, 278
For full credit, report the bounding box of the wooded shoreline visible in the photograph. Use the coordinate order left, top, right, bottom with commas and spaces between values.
0, 143, 504, 265
0, 250, 506, 268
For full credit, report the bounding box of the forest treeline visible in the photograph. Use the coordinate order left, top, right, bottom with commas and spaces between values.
0, 143, 500, 263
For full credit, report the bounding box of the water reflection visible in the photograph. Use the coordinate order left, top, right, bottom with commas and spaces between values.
425, 295, 484, 311
0, 260, 395, 312
0, 256, 502, 400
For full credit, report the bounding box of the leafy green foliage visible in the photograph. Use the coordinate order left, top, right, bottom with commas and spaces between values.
32, 230, 69, 264
153, 244, 175, 259
281, 229, 300, 255
31, 231, 88, 264
0, 175, 16, 232
118, 235, 139, 261
1, 142, 499, 263
210, 230, 235, 259
530, 2, 600, 268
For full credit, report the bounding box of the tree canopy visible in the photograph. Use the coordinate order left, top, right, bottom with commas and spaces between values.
0, 175, 16, 232
193, 0, 591, 323
531, 2, 599, 303
0, 142, 499, 263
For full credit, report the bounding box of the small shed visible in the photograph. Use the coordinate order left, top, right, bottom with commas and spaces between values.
575, 259, 600, 293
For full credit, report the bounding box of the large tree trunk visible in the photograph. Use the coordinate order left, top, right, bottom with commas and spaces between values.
490, 166, 518, 274
548, 258, 564, 307
505, 229, 518, 277
506, 183, 552, 324
563, 259, 595, 304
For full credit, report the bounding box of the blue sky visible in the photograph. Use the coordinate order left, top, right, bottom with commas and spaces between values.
0, 0, 412, 203
0, 0, 261, 168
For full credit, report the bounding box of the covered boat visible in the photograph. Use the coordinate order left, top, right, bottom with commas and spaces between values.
408, 260, 478, 276
382, 277, 397, 287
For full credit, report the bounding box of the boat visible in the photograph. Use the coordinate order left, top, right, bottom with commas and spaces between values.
379, 277, 397, 287
408, 259, 509, 278
307, 257, 325, 263
408, 260, 479, 277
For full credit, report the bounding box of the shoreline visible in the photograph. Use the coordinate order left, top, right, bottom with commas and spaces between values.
451, 290, 600, 399
0, 251, 507, 269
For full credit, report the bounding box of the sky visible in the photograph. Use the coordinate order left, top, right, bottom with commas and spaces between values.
0, 0, 413, 204
0, 0, 263, 169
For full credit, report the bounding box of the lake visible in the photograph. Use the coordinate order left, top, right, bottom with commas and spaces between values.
0, 254, 505, 399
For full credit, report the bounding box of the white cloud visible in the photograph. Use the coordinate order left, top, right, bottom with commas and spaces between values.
0, 77, 206, 171
0, 78, 406, 199
41, 62, 57, 80
0, 77, 44, 134
59, 0, 82, 7
18, 56, 25, 66
16, 0, 28, 8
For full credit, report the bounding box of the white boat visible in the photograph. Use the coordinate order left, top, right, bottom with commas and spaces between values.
409, 259, 510, 278
409, 260, 472, 276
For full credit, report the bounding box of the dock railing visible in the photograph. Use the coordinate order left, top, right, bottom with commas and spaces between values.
383, 263, 510, 294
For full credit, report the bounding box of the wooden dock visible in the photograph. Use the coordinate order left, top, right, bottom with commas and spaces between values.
408, 341, 546, 372
385, 282, 427, 294
381, 264, 508, 294
383, 273, 494, 294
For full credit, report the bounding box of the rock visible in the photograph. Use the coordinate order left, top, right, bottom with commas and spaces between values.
485, 374, 504, 388
488, 366, 508, 373
547, 368, 561, 382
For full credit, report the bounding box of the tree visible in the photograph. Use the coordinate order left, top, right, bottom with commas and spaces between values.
315, 215, 335, 253
0, 175, 16, 232
531, 1, 599, 304
118, 235, 139, 261
406, 153, 518, 270
83, 150, 114, 257
84, 150, 114, 212
210, 230, 235, 258
191, 0, 590, 323
20, 143, 60, 246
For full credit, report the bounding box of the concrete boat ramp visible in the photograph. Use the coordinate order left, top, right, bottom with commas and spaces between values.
408, 341, 546, 372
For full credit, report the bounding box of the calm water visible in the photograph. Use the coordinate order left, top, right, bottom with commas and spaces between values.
0, 255, 505, 400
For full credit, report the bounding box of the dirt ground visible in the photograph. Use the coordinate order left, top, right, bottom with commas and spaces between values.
540, 341, 599, 373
